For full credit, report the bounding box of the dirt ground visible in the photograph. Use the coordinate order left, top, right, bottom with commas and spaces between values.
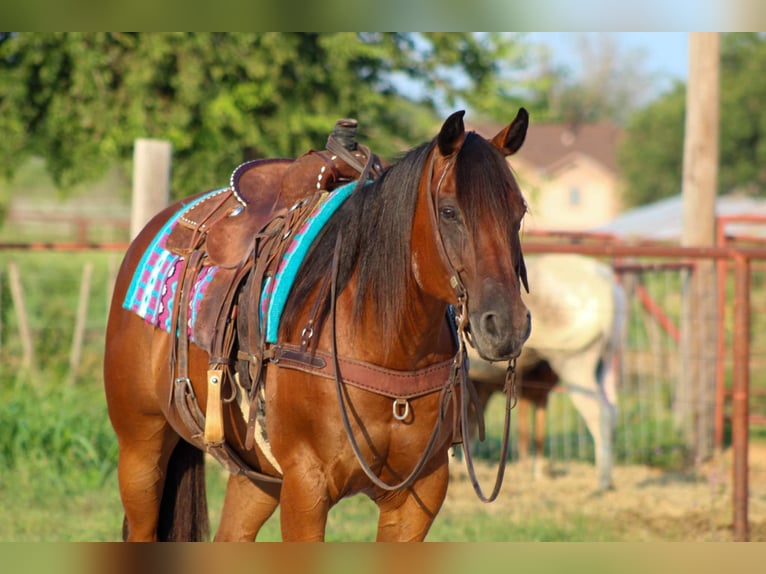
443, 443, 766, 541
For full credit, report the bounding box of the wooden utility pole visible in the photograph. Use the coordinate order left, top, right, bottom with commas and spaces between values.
678, 33, 720, 461
131, 139, 172, 239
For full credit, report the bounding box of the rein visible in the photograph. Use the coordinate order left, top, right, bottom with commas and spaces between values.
316, 146, 518, 500
329, 231, 459, 491
422, 149, 517, 503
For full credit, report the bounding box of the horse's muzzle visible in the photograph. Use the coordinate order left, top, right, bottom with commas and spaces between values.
470, 307, 531, 362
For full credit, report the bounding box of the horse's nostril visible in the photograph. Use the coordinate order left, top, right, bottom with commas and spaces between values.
481, 312, 500, 339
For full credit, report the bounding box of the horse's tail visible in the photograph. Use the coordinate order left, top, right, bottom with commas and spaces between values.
155, 439, 210, 541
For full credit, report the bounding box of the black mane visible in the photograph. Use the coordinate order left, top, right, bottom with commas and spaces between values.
280, 132, 524, 343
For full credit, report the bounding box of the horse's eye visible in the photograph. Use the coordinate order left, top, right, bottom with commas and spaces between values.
440, 205, 458, 221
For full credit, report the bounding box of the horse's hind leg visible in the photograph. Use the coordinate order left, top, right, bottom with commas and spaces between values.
534, 399, 551, 479
550, 349, 616, 491
113, 415, 180, 541
215, 474, 281, 541
517, 397, 531, 464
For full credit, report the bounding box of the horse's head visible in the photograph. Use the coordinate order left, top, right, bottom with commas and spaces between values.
412, 109, 531, 361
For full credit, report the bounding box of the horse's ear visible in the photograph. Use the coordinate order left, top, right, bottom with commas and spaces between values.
437, 110, 466, 157
491, 107, 528, 156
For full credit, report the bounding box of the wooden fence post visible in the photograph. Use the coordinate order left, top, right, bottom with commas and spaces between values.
7, 261, 34, 372
679, 32, 720, 460
131, 138, 172, 240
68, 261, 93, 385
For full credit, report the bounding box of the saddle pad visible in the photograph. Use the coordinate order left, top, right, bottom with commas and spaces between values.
261, 180, 360, 343
124, 180, 362, 345
123, 189, 225, 338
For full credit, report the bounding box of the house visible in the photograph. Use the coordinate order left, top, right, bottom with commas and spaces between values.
471, 121, 623, 232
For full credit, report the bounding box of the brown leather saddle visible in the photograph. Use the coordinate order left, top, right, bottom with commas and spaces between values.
165, 119, 385, 270
163, 120, 386, 480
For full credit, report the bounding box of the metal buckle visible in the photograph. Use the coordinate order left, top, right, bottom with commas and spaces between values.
300, 325, 314, 349
269, 345, 283, 364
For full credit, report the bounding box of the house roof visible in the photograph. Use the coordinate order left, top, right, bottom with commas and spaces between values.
592, 193, 766, 240
469, 121, 622, 174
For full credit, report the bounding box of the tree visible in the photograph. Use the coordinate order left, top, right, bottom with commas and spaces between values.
526, 33, 659, 126
0, 33, 532, 199
618, 83, 687, 207
619, 33, 766, 207
718, 33, 766, 194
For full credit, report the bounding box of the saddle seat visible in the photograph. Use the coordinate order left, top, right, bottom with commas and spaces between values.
164, 158, 292, 269
165, 134, 385, 270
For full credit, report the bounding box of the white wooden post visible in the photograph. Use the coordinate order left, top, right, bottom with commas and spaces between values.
131, 139, 172, 239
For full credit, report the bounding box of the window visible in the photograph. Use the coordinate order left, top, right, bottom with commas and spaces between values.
568, 187, 581, 206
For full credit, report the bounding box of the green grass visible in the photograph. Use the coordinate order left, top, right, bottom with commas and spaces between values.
0, 371, 123, 541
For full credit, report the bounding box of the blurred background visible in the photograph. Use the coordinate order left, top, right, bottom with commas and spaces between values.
1, 32, 765, 542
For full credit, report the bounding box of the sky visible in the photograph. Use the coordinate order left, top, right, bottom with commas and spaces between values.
528, 32, 689, 95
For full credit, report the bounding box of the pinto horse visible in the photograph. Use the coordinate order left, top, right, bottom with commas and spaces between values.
104, 109, 531, 541
468, 254, 626, 491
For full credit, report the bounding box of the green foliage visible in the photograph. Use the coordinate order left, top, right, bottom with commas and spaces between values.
718, 33, 766, 194
619, 33, 766, 207
617, 83, 688, 208
539, 33, 661, 126
0, 373, 118, 491
0, 32, 538, 199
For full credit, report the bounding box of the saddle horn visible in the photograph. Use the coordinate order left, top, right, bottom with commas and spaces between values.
330, 119, 359, 151
326, 118, 384, 181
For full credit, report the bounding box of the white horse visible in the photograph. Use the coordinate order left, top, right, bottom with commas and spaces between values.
468, 253, 626, 491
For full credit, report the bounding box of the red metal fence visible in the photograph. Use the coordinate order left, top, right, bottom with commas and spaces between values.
522, 234, 764, 542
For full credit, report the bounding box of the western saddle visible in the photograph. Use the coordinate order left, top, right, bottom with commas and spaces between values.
163, 120, 386, 481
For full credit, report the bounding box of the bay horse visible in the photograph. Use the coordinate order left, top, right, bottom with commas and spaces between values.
104, 109, 531, 541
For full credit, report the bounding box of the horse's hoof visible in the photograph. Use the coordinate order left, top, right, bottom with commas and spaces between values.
591, 484, 616, 497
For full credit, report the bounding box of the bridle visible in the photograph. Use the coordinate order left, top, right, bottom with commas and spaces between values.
423, 145, 519, 503
330, 142, 520, 502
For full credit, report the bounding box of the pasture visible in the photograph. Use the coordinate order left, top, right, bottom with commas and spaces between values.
1, 250, 765, 541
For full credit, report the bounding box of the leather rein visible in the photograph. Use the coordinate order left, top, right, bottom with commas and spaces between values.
424, 150, 519, 504
288, 145, 520, 501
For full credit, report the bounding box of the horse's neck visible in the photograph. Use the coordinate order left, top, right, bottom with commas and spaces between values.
332, 287, 455, 370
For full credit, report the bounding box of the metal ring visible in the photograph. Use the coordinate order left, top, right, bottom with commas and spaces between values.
392, 398, 410, 421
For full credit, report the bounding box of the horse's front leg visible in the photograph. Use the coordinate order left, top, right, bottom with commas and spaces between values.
278, 462, 331, 541
374, 458, 450, 542
215, 474, 281, 541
